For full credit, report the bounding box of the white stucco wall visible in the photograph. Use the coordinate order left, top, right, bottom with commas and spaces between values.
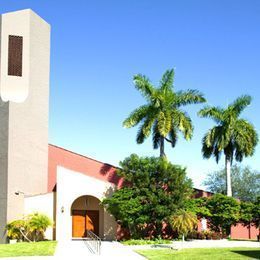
0, 9, 50, 243
56, 167, 117, 241
24, 193, 54, 240
0, 9, 30, 102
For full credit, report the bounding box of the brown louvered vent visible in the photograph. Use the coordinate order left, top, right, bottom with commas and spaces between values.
8, 35, 23, 77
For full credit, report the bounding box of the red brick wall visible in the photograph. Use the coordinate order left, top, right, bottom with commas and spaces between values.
231, 223, 259, 240
193, 188, 213, 198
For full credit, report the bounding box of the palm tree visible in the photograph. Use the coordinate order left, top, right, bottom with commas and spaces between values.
170, 210, 197, 242
28, 213, 52, 241
123, 69, 206, 158
198, 95, 258, 197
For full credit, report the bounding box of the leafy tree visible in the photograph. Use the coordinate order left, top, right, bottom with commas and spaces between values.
199, 95, 258, 196
170, 210, 197, 241
251, 197, 260, 231
101, 188, 147, 237
239, 201, 254, 224
184, 197, 211, 218
203, 165, 260, 202
102, 154, 193, 238
205, 194, 240, 236
123, 69, 206, 158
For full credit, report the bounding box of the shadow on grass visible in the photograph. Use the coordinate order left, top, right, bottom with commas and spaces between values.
232, 250, 260, 259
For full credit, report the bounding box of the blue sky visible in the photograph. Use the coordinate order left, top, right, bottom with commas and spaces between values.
1, 1, 259, 188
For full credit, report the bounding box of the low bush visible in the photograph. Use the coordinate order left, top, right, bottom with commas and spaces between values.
6, 213, 52, 242
6, 220, 26, 241
186, 230, 222, 240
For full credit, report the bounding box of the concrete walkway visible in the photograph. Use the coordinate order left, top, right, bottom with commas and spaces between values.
54, 240, 145, 259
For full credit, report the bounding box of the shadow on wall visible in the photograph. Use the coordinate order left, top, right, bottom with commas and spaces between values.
102, 186, 115, 198
102, 186, 118, 240
100, 164, 123, 187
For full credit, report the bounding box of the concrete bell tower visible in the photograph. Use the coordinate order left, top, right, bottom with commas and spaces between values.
0, 9, 50, 243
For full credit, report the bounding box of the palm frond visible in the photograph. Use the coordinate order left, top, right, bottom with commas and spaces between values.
136, 125, 146, 144
198, 106, 224, 123
133, 74, 155, 101
157, 110, 172, 137
123, 105, 150, 128
136, 113, 158, 144
167, 127, 178, 148
173, 110, 193, 140
201, 127, 224, 163
159, 69, 174, 93
175, 89, 206, 107
152, 122, 161, 149
233, 119, 259, 160
229, 95, 252, 116
213, 145, 222, 163
202, 137, 214, 159
171, 210, 197, 236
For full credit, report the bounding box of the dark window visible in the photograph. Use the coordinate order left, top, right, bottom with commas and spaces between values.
8, 35, 23, 77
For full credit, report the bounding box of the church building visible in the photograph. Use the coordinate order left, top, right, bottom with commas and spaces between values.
0, 9, 120, 243
0, 9, 257, 244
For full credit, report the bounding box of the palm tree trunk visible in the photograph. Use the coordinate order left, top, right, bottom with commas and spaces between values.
160, 136, 166, 158
225, 156, 232, 196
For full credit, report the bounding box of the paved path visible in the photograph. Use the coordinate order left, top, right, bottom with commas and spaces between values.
54, 240, 145, 259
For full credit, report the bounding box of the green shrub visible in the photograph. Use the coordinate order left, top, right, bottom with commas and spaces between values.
28, 213, 52, 242
6, 220, 26, 241
6, 213, 52, 242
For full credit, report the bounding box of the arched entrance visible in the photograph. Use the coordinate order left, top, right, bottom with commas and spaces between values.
71, 195, 104, 238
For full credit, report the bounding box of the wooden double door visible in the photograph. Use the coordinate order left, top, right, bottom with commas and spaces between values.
72, 210, 99, 238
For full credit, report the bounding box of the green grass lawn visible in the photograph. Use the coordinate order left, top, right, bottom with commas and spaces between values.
0, 241, 57, 258
136, 248, 260, 260
121, 239, 171, 245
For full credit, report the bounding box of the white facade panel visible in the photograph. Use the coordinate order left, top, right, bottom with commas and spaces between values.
56, 167, 117, 241
24, 193, 54, 240
0, 9, 30, 102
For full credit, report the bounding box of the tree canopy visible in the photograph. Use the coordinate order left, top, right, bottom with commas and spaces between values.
123, 69, 206, 157
203, 165, 260, 202
102, 154, 193, 238
185, 194, 241, 236
205, 194, 240, 235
